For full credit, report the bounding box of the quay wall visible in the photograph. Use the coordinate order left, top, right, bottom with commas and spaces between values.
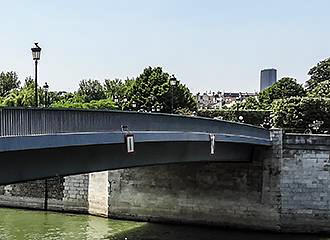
1, 130, 330, 233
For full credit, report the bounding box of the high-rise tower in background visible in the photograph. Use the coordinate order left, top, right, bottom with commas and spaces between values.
260, 69, 277, 91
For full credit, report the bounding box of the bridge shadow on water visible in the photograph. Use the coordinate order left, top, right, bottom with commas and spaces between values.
109, 222, 328, 240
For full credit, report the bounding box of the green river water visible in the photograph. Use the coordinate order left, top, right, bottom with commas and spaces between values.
0, 208, 329, 240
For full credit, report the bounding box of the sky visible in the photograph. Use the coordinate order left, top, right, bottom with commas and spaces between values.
0, 0, 329, 93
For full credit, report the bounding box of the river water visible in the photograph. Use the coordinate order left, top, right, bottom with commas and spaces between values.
0, 208, 329, 240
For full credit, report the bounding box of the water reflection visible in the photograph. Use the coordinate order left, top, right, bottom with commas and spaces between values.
0, 208, 144, 240
0, 208, 329, 240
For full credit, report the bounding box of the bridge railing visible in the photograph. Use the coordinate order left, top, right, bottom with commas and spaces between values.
0, 108, 270, 140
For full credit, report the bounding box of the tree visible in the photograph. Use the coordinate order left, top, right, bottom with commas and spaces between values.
308, 80, 330, 98
258, 77, 306, 109
77, 79, 106, 102
0, 76, 51, 107
271, 97, 330, 131
239, 96, 261, 110
104, 78, 133, 98
104, 78, 134, 109
129, 66, 197, 113
306, 58, 330, 91
1, 77, 36, 107
0, 71, 20, 97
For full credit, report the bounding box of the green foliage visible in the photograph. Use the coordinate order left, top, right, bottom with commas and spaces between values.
23, 76, 34, 88
306, 58, 330, 91
197, 109, 270, 126
77, 79, 106, 102
129, 66, 197, 113
0, 71, 20, 97
240, 96, 261, 110
271, 97, 330, 130
258, 77, 306, 109
51, 98, 116, 110
104, 78, 134, 109
175, 108, 196, 116
104, 78, 133, 99
308, 80, 330, 97
0, 76, 37, 107
0, 76, 53, 107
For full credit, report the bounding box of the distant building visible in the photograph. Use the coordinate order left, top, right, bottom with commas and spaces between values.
222, 92, 256, 106
195, 91, 257, 110
195, 91, 222, 110
260, 69, 277, 91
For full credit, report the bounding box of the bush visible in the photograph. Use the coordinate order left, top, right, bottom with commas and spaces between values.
51, 98, 116, 110
197, 110, 270, 127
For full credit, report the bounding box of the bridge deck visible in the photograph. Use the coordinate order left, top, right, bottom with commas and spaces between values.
0, 108, 271, 184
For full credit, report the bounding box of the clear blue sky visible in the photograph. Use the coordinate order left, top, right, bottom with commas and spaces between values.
0, 0, 329, 93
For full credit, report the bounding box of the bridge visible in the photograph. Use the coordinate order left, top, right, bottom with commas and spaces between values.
0, 108, 271, 185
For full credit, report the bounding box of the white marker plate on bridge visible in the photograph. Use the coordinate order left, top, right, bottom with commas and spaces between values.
126, 135, 135, 153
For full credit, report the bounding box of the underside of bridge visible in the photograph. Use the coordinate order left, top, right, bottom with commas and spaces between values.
0, 140, 262, 185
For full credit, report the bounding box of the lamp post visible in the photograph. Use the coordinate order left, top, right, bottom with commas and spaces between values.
123, 98, 128, 110
169, 75, 177, 113
235, 96, 240, 119
31, 43, 42, 107
43, 82, 49, 107
238, 115, 244, 123
132, 101, 137, 111
42, 82, 49, 211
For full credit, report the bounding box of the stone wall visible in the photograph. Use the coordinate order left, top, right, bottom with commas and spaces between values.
107, 159, 279, 231
63, 174, 89, 213
280, 133, 330, 232
0, 175, 89, 213
88, 171, 109, 217
0, 178, 62, 210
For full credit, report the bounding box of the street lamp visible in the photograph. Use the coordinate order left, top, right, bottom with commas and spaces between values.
31, 43, 42, 107
238, 115, 244, 122
43, 82, 49, 107
132, 101, 137, 110
169, 75, 177, 113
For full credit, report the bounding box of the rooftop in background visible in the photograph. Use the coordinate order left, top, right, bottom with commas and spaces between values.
195, 91, 257, 110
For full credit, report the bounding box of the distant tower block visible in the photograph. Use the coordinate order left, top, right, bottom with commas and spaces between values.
260, 69, 277, 91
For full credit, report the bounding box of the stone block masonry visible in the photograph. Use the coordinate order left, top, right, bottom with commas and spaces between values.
63, 174, 89, 213
0, 178, 58, 210
0, 130, 330, 233
0, 175, 89, 213
107, 161, 279, 231
280, 133, 330, 232
88, 171, 109, 217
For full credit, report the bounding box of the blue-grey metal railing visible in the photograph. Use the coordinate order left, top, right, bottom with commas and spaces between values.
0, 108, 270, 140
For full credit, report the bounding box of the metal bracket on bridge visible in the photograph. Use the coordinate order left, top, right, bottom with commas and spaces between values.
210, 134, 215, 155
121, 125, 135, 153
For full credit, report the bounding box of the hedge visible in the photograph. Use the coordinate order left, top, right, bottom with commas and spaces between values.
197, 110, 271, 127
